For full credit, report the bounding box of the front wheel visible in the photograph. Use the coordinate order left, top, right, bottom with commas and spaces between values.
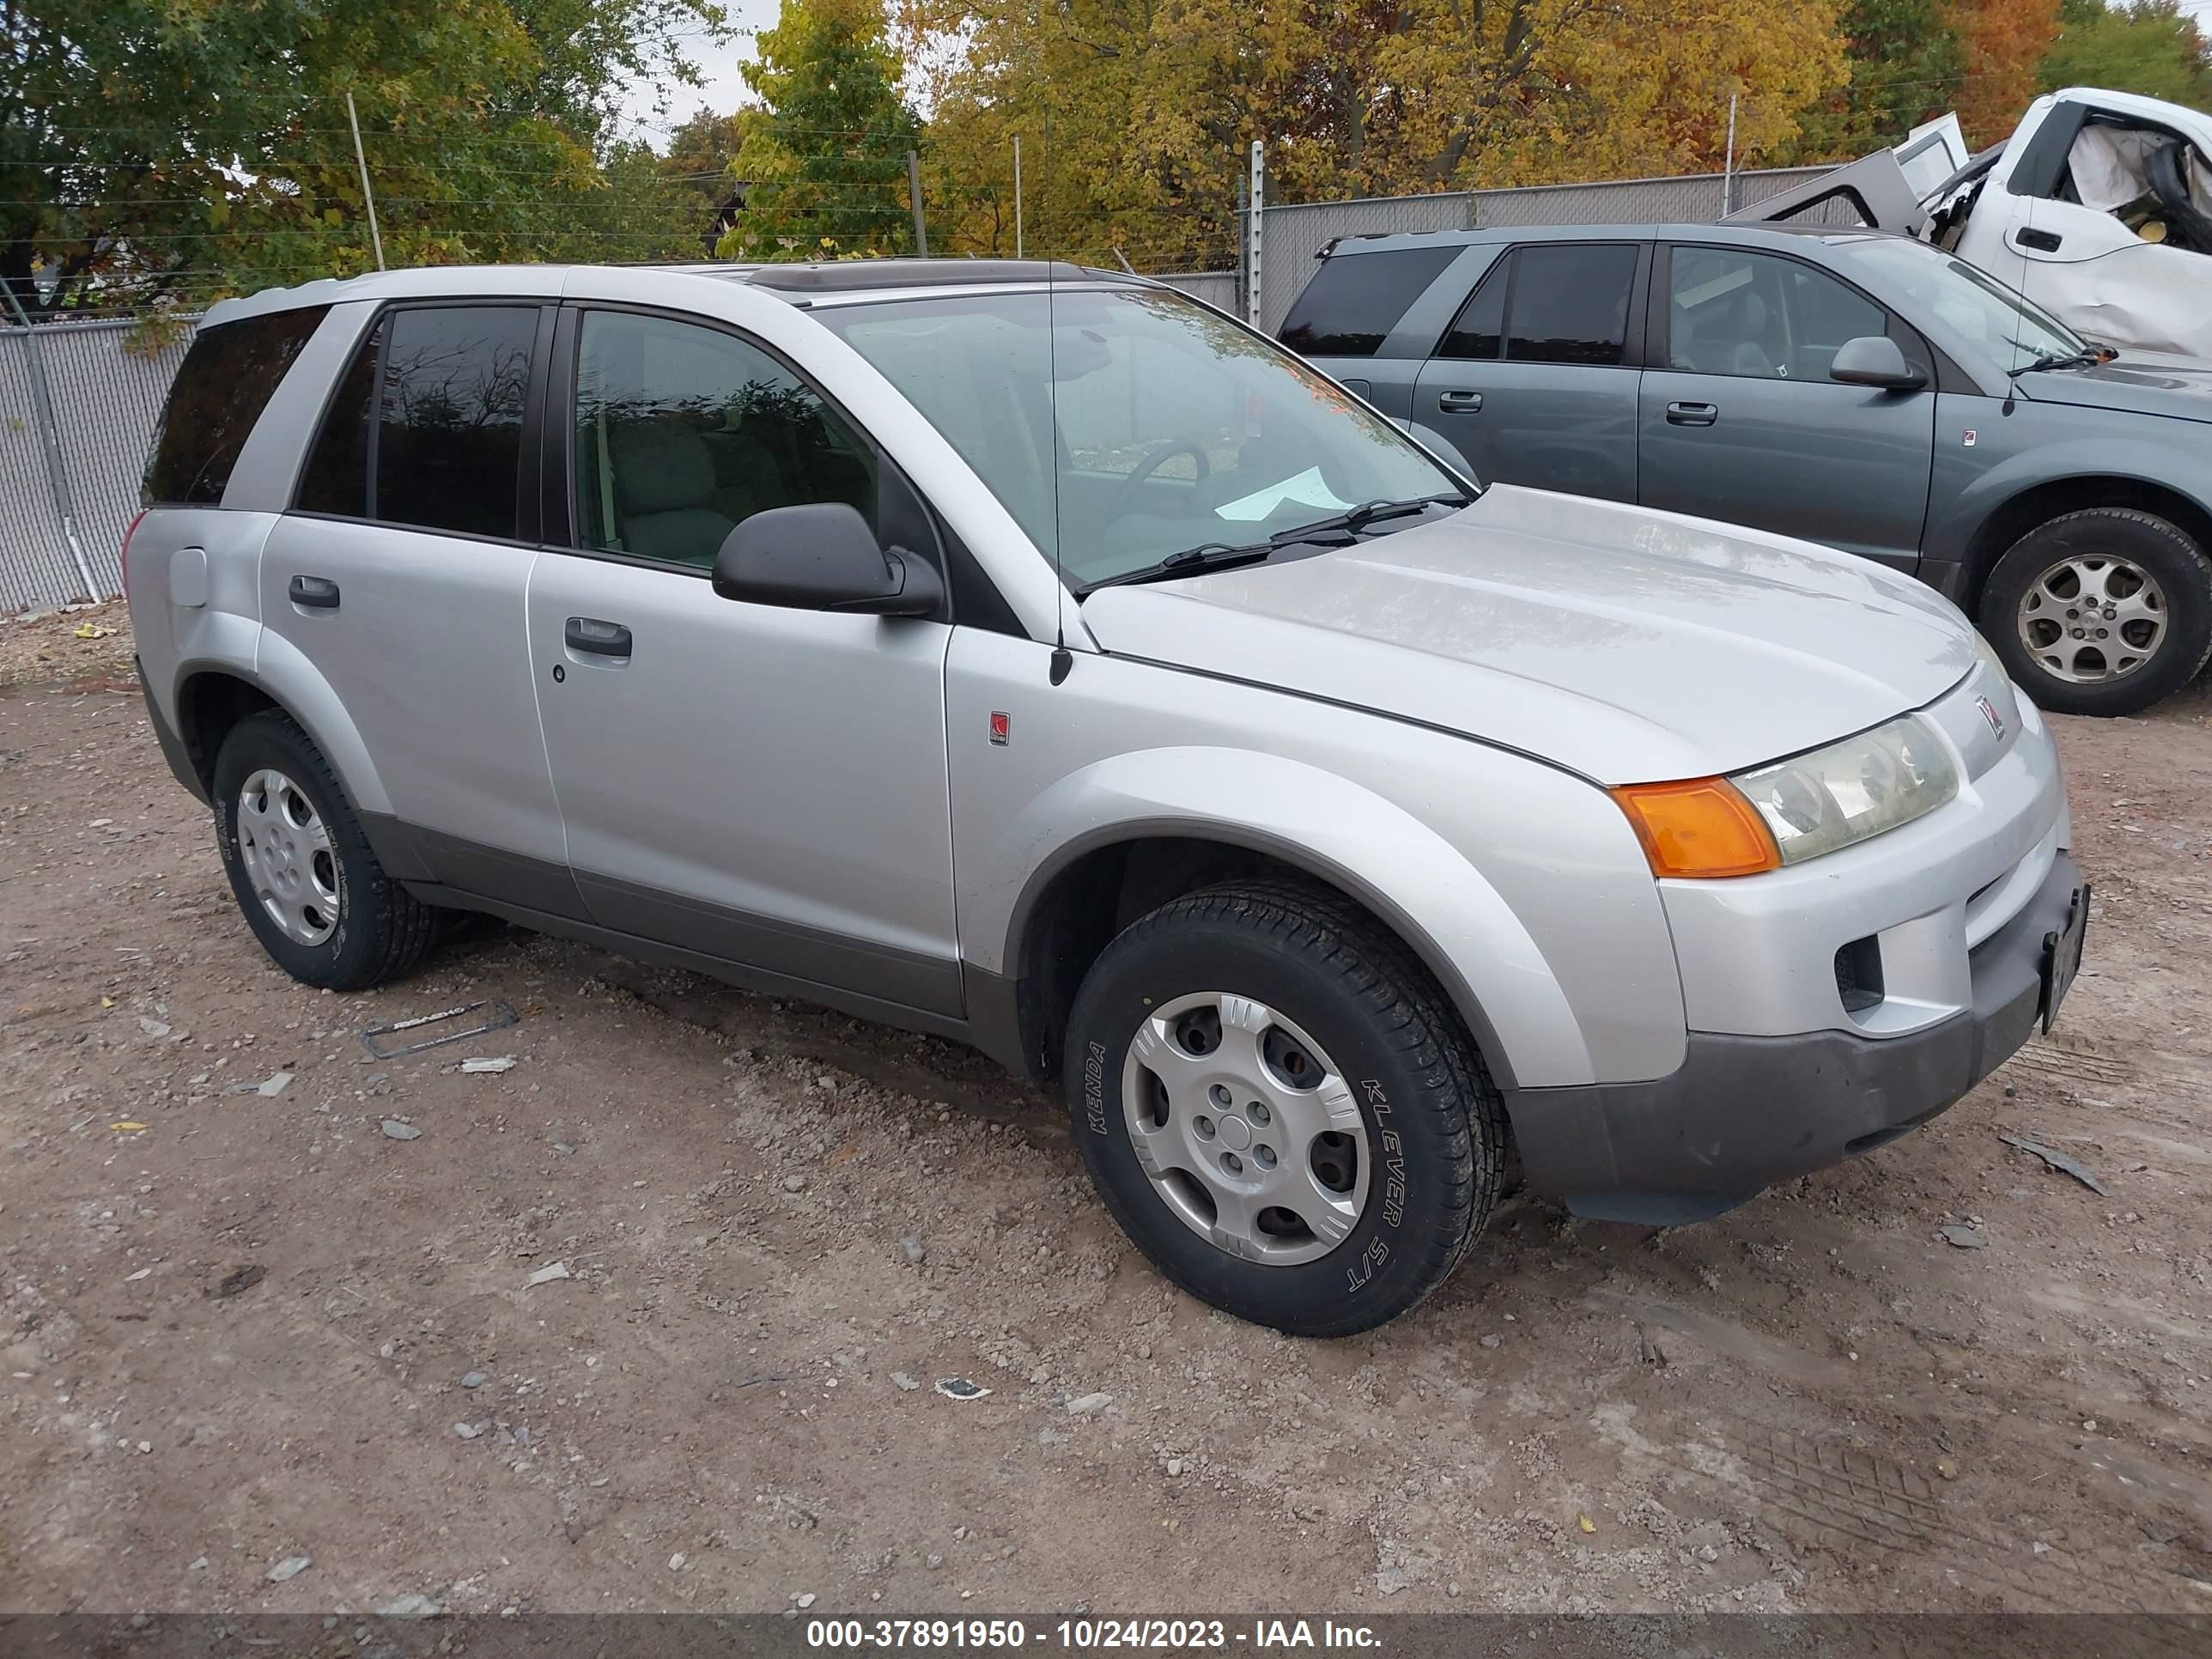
1063, 882, 1503, 1337
1979, 508, 2212, 716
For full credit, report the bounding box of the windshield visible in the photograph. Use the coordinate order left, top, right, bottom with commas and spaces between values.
1832, 236, 2084, 372
815, 286, 1463, 591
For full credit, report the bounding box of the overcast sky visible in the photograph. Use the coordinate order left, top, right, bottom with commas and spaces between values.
620, 0, 2212, 145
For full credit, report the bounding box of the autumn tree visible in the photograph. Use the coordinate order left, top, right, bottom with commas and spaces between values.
902, 0, 1846, 269
1785, 0, 1964, 157
1952, 0, 2064, 142
720, 0, 921, 260
2040, 0, 2212, 108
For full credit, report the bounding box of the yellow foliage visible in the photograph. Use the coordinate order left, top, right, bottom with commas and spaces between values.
907, 0, 1849, 270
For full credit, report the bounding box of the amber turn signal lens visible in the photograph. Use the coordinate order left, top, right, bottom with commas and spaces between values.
1609, 777, 1781, 879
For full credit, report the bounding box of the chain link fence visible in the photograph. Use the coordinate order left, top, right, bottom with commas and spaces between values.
0, 315, 198, 612
0, 161, 1848, 613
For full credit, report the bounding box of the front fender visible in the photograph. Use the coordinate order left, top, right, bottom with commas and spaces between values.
1929, 415, 2212, 571
979, 745, 1596, 1091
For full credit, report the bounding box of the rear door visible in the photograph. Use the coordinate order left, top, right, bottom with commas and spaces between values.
261, 301, 573, 908
1413, 240, 1647, 501
1638, 242, 1936, 572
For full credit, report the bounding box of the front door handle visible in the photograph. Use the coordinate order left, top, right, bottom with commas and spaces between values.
1437, 389, 1484, 413
1665, 401, 1719, 427
288, 574, 340, 610
2016, 227, 2063, 252
564, 617, 632, 659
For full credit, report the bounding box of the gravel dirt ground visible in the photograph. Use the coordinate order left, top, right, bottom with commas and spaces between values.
6, 600, 2212, 1619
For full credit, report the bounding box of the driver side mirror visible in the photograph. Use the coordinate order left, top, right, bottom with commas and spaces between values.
1830, 335, 1927, 391
710, 503, 943, 618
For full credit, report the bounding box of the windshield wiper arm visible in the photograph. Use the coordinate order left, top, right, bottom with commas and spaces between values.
1267, 491, 1470, 547
1079, 540, 1277, 594
2015, 343, 2113, 374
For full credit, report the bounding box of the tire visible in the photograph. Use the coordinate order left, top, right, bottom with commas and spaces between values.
1978, 508, 2212, 718
210, 710, 441, 990
1062, 880, 1503, 1337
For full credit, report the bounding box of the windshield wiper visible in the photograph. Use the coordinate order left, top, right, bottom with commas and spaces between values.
1079, 492, 1472, 597
1267, 491, 1470, 546
2015, 343, 2113, 374
1079, 540, 1277, 593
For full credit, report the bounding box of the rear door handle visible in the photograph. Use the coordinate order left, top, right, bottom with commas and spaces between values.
1437, 389, 1483, 413
564, 617, 632, 659
2016, 227, 2063, 252
1665, 401, 1718, 427
288, 574, 340, 610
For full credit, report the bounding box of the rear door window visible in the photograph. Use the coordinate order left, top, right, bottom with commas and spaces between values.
1278, 246, 1460, 358
143, 307, 329, 506
374, 306, 539, 540
295, 321, 382, 518
1502, 243, 1639, 366
1438, 256, 1508, 359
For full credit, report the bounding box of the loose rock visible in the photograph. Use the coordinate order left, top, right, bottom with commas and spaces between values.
265, 1555, 312, 1583
461, 1371, 489, 1389
783, 1175, 808, 1194
1067, 1392, 1113, 1416
900, 1236, 927, 1266
380, 1121, 420, 1140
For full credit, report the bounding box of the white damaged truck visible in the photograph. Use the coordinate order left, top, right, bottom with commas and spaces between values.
1735, 87, 2212, 359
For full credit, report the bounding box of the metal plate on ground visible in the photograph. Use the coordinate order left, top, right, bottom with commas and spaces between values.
359, 1000, 520, 1060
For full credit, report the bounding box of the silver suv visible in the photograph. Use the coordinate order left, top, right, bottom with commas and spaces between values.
127, 259, 2087, 1335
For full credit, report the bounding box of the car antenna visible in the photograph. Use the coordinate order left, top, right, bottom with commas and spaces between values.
1044, 118, 1073, 687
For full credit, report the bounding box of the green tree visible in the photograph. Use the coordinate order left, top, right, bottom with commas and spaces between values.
2039, 0, 2212, 108
2, 0, 728, 318
1785, 0, 1965, 158
720, 0, 921, 261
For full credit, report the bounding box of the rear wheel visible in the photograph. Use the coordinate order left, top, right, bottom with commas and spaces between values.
1063, 881, 1502, 1336
1980, 508, 2212, 716
211, 712, 441, 990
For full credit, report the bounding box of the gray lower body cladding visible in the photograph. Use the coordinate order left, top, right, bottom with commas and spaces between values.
1506, 851, 2085, 1225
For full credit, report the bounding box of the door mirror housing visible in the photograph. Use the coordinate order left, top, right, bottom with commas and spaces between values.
711, 503, 943, 618
1829, 335, 1926, 391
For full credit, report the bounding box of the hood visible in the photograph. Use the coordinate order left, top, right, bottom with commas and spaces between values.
2014, 350, 2212, 426
1079, 485, 1977, 785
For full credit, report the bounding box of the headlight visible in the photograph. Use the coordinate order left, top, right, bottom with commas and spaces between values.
1730, 716, 1959, 865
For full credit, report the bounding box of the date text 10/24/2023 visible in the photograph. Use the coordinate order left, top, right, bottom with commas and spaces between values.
805, 1619, 1383, 1650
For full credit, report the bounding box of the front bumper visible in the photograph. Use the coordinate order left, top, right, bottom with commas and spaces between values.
1506, 849, 2085, 1224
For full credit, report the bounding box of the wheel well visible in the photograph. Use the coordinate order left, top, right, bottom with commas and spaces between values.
1010, 835, 1493, 1091
173, 672, 280, 794
1965, 477, 2212, 608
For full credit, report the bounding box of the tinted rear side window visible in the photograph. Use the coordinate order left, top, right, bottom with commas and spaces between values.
1278, 246, 1459, 358
1439, 255, 1508, 359
295, 321, 382, 518
1504, 243, 1639, 366
143, 307, 328, 506
376, 306, 538, 539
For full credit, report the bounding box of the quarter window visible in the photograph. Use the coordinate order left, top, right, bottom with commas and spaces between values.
1665, 246, 1890, 381
572, 310, 875, 569
1278, 246, 1460, 358
144, 306, 328, 506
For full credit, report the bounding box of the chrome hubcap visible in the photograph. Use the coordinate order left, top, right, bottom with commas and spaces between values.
1121, 992, 1368, 1267
236, 768, 340, 946
2017, 554, 2166, 684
